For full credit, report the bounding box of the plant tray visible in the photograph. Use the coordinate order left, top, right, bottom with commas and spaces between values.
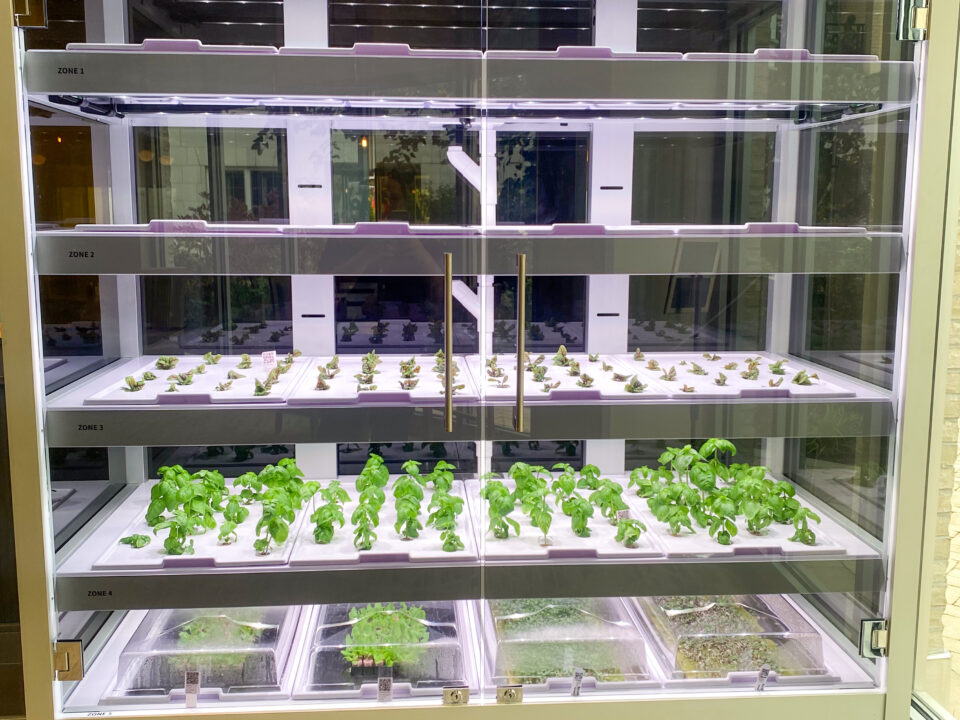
632, 595, 837, 685
289, 478, 479, 565
287, 354, 480, 405
92, 482, 310, 569
294, 601, 477, 699
465, 354, 670, 401
611, 352, 856, 399
466, 479, 661, 560
483, 597, 655, 693
102, 606, 300, 701
83, 354, 309, 406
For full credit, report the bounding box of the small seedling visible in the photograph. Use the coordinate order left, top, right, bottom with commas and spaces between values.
170, 372, 194, 386
541, 380, 560, 392
577, 373, 595, 388
525, 353, 546, 369
681, 384, 696, 393
399, 378, 420, 390
646, 359, 660, 371
203, 352, 222, 365
589, 479, 629, 524
123, 375, 145, 392
624, 375, 647, 394
394, 461, 427, 539
165, 383, 177, 392
227, 369, 245, 380
792, 369, 818, 385
769, 377, 784, 387
612, 372, 629, 382
311, 480, 350, 544
714, 373, 728, 386
660, 366, 677, 382
563, 494, 594, 537
254, 379, 270, 396
531, 365, 549, 382
633, 348, 645, 361
615, 518, 646, 547
427, 488, 465, 551
142, 371, 157, 381
602, 361, 613, 372
156, 356, 179, 370
740, 367, 759, 381
703, 353, 721, 361
789, 507, 821, 545
588, 353, 599, 362
119, 534, 150, 548
689, 363, 707, 376
769, 359, 786, 375
724, 362, 738, 370
237, 354, 252, 369
316, 377, 330, 391
193, 364, 207, 375
215, 381, 233, 392
567, 360, 581, 376
553, 345, 571, 366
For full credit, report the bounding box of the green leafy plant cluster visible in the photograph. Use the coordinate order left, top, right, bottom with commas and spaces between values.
143, 465, 229, 555
311, 480, 350, 544
628, 439, 820, 546
480, 462, 646, 548
342, 603, 430, 667
235, 458, 319, 555
352, 454, 389, 551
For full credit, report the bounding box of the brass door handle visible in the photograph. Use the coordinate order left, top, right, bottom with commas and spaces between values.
515, 253, 526, 433
444, 253, 453, 433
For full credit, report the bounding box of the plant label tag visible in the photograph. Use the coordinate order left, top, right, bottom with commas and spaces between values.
571, 668, 585, 697
184, 670, 200, 708
261, 350, 277, 368
616, 509, 630, 521
755, 664, 771, 692
377, 669, 393, 702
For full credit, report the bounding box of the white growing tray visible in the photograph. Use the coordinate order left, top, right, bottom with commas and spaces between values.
92, 482, 310, 570
466, 479, 661, 560
83, 354, 310, 405
287, 354, 480, 405
289, 478, 479, 566
612, 352, 857, 399
467, 354, 671, 401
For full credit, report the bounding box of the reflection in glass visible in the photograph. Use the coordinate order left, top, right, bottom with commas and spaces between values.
30, 120, 95, 228
334, 277, 479, 354
636, 1, 781, 53
338, 442, 478, 475
632, 132, 775, 225
331, 130, 479, 226
627, 275, 768, 351
128, 0, 283, 46
141, 276, 293, 355
493, 276, 587, 353
809, 111, 909, 230
790, 274, 898, 389
497, 132, 589, 225
134, 127, 288, 224
491, 440, 584, 473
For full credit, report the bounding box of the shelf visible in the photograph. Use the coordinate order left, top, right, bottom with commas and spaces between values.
45, 353, 892, 445
23, 44, 914, 106
57, 472, 879, 612
35, 223, 903, 277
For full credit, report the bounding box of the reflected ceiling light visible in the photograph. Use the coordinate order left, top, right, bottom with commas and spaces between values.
137, 149, 155, 162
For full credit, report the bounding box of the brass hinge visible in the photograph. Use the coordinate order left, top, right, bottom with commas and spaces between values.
12, 0, 47, 28
898, 0, 930, 41
859, 619, 889, 659
53, 640, 83, 681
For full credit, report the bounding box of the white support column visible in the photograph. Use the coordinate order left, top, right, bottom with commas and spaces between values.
295, 444, 339, 479
288, 117, 333, 225
584, 439, 625, 476
595, 0, 637, 52
587, 121, 633, 355
480, 124, 499, 228
283, 0, 329, 48
292, 275, 336, 355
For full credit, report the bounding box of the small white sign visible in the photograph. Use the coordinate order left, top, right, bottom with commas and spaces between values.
571, 667, 585, 697
261, 350, 277, 368
185, 670, 200, 708
377, 674, 393, 702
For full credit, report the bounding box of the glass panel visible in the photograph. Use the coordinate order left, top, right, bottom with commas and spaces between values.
331, 130, 479, 226
141, 276, 293, 355
128, 0, 284, 46
632, 132, 776, 224
134, 127, 289, 224
494, 276, 587, 353
334, 277, 479, 355
338, 443, 479, 475
636, 1, 782, 53
627, 275, 769, 351
496, 132, 590, 225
